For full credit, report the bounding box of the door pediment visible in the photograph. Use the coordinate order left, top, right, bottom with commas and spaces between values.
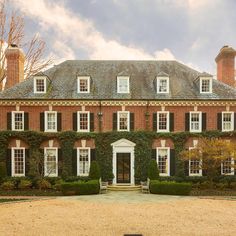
111, 138, 136, 147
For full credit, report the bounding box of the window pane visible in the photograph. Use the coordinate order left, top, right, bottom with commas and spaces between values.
79, 149, 89, 175
36, 79, 45, 92
222, 158, 233, 174
45, 149, 57, 175
159, 79, 167, 92
223, 113, 232, 131
158, 113, 167, 130
79, 113, 88, 130
79, 79, 88, 92
119, 113, 128, 130
14, 113, 23, 130
191, 113, 200, 131
190, 159, 201, 174
47, 113, 56, 130
201, 79, 210, 92
118, 78, 128, 92
14, 149, 24, 175
158, 149, 168, 174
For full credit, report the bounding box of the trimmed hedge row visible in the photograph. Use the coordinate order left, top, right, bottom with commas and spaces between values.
150, 180, 192, 195
61, 180, 100, 195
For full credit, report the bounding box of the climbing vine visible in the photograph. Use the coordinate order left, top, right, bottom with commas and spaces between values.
0, 130, 235, 180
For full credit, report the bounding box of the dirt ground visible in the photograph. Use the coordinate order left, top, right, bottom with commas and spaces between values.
0, 195, 236, 236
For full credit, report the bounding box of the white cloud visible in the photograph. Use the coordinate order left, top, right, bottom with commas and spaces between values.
12, 0, 177, 61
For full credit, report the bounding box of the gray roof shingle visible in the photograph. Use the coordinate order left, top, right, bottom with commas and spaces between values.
1, 60, 236, 100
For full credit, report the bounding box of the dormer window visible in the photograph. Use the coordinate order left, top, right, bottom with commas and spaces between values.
157, 76, 169, 93
34, 77, 46, 93
200, 77, 212, 93
77, 76, 90, 93
117, 76, 129, 93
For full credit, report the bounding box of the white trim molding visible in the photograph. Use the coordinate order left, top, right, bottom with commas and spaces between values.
189, 111, 202, 133
111, 139, 136, 185
117, 76, 130, 94
77, 111, 90, 132
222, 111, 234, 132
11, 147, 25, 177
33, 76, 47, 94
156, 147, 170, 176
157, 111, 169, 132
12, 111, 24, 131
156, 76, 169, 94
44, 147, 58, 177
77, 147, 91, 176
44, 111, 57, 132
117, 111, 130, 131
77, 76, 90, 93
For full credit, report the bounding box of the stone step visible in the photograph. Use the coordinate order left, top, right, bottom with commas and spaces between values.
107, 185, 141, 191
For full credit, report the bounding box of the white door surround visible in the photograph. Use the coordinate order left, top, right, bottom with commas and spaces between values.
111, 138, 136, 185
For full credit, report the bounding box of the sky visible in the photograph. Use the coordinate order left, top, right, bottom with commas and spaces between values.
9, 0, 236, 75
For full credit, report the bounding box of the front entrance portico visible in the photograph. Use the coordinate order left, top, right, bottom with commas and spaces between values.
111, 139, 136, 185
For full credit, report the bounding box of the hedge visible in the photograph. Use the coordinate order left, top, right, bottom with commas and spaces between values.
150, 180, 192, 195
61, 180, 100, 195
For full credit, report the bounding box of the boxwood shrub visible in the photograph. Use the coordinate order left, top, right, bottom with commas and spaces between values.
150, 180, 192, 195
61, 180, 99, 195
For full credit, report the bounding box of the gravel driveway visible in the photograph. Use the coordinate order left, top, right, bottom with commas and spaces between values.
0, 192, 236, 236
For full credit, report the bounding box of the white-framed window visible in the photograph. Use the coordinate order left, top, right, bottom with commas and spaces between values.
77, 76, 90, 93
117, 111, 130, 131
200, 77, 212, 93
34, 77, 46, 93
44, 148, 58, 177
156, 147, 170, 176
11, 148, 25, 177
45, 111, 57, 132
190, 112, 202, 132
117, 76, 130, 93
221, 158, 234, 175
222, 112, 234, 132
12, 111, 24, 131
189, 147, 202, 176
77, 111, 90, 132
157, 111, 169, 132
157, 77, 169, 93
77, 148, 91, 176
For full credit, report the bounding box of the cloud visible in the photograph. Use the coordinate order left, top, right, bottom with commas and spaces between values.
12, 0, 176, 61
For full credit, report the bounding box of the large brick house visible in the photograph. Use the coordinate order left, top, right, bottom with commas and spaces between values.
0, 45, 236, 184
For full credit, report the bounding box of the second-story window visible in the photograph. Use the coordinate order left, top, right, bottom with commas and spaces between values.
78, 111, 90, 132
222, 112, 234, 131
190, 112, 202, 132
157, 111, 169, 132
45, 111, 57, 132
77, 76, 90, 93
12, 111, 24, 131
117, 76, 130, 93
157, 77, 169, 93
117, 111, 130, 131
34, 77, 46, 93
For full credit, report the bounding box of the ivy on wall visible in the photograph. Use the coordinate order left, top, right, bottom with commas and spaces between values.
0, 130, 235, 181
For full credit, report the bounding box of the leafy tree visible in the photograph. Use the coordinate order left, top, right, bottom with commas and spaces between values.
89, 161, 101, 180
147, 159, 159, 180
180, 138, 236, 183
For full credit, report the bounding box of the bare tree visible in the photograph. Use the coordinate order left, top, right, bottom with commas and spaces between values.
0, 1, 52, 88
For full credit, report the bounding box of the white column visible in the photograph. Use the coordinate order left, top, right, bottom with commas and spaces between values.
112, 150, 117, 184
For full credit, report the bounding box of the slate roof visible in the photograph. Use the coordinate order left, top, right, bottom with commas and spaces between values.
1, 60, 236, 100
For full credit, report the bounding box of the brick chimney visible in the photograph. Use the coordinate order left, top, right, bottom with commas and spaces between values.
5, 44, 25, 89
215, 45, 236, 87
